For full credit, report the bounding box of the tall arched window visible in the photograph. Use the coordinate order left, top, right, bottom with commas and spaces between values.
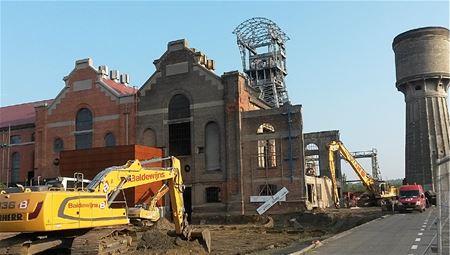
257, 123, 276, 168
205, 122, 220, 171
168, 94, 191, 156
143, 128, 156, 147
305, 143, 320, 176
104, 132, 116, 147
11, 152, 20, 183
75, 108, 93, 149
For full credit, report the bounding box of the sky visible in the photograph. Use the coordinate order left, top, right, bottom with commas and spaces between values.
1, 0, 449, 180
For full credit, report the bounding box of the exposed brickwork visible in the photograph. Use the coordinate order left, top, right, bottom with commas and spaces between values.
34, 59, 137, 178
0, 127, 35, 184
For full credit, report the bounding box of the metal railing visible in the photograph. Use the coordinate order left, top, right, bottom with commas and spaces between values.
435, 156, 450, 255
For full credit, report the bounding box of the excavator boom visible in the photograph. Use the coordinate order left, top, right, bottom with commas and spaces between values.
0, 156, 211, 254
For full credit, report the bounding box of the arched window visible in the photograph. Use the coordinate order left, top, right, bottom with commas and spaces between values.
168, 94, 190, 120
143, 128, 156, 147
168, 94, 191, 156
305, 143, 320, 176
104, 132, 116, 147
205, 122, 220, 171
257, 123, 276, 168
54, 138, 64, 153
11, 152, 20, 183
305, 143, 319, 151
76, 108, 93, 131
75, 108, 93, 149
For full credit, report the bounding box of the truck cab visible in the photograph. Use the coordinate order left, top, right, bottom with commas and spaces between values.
398, 184, 426, 212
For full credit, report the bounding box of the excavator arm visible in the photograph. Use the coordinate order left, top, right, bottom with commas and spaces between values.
328, 141, 378, 208
329, 141, 377, 193
86, 157, 187, 235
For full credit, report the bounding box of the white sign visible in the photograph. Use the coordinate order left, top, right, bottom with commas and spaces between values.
256, 187, 289, 215
250, 195, 286, 203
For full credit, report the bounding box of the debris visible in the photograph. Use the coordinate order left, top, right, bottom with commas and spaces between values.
263, 216, 274, 228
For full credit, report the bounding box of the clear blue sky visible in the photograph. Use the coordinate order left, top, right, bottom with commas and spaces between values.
1, 1, 449, 180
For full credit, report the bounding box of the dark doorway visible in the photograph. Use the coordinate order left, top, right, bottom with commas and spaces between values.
307, 184, 314, 203
183, 187, 192, 222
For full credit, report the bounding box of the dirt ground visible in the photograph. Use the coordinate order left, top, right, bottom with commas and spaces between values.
0, 207, 382, 254
131, 207, 382, 255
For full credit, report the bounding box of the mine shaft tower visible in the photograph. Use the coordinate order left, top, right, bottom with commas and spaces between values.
233, 17, 290, 108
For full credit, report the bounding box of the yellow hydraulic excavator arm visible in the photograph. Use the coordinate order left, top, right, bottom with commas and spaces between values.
86, 156, 186, 235
328, 141, 377, 197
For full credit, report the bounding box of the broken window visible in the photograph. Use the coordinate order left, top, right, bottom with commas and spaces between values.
305, 143, 320, 176
257, 123, 276, 168
205, 187, 221, 203
104, 132, 116, 147
259, 184, 278, 196
168, 94, 191, 156
205, 122, 220, 170
75, 108, 93, 149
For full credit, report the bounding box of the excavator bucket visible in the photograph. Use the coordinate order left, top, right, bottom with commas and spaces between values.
188, 228, 211, 253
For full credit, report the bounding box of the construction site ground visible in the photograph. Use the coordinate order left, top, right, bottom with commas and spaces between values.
0, 207, 382, 255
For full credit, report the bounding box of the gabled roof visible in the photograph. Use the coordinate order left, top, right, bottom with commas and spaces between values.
0, 99, 53, 128
102, 79, 137, 96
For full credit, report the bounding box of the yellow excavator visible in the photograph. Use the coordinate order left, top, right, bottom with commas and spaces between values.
328, 141, 398, 209
0, 156, 211, 254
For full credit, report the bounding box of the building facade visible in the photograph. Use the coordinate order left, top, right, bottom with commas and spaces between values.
0, 39, 338, 215
34, 58, 138, 178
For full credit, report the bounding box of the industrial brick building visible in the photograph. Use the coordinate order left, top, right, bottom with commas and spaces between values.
0, 39, 339, 215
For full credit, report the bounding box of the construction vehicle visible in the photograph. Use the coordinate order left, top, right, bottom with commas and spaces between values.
0, 156, 211, 254
328, 141, 398, 209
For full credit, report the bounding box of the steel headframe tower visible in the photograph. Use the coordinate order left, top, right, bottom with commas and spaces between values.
233, 17, 290, 108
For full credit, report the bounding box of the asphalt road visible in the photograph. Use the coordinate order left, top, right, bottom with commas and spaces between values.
308, 207, 437, 255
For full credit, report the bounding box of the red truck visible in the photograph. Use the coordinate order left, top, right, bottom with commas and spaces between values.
397, 184, 427, 212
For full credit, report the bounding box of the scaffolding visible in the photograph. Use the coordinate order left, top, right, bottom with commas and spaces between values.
233, 17, 290, 108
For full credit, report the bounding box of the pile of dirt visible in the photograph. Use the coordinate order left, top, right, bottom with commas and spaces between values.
137, 229, 177, 250
133, 218, 208, 255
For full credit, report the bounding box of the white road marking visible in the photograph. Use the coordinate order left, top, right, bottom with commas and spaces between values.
422, 225, 426, 228
411, 245, 418, 249
420, 228, 425, 231
418, 233, 423, 236
415, 238, 421, 242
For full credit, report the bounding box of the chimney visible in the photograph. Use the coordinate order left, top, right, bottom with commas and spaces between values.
120, 74, 130, 85
75, 58, 93, 70
110, 70, 120, 82
98, 65, 109, 78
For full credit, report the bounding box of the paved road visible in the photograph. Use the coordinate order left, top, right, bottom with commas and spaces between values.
308, 207, 437, 255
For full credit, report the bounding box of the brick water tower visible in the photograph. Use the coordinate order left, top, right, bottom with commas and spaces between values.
393, 27, 450, 190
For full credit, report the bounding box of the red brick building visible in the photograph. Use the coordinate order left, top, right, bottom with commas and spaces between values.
0, 100, 51, 185
33, 58, 137, 178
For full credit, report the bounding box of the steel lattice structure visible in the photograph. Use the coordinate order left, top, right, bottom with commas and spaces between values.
233, 17, 290, 108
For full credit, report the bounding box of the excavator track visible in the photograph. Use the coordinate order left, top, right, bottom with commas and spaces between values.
71, 227, 134, 255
